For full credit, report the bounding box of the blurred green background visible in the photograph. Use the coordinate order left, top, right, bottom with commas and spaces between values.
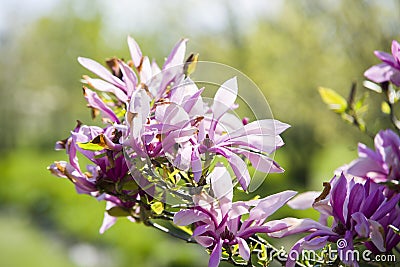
1, 0, 399, 266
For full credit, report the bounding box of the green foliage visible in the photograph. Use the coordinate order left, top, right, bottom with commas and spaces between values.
318, 87, 348, 113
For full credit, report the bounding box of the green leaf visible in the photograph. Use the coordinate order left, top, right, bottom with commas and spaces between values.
151, 202, 164, 215
318, 87, 347, 113
77, 134, 108, 151
381, 101, 391, 114
168, 169, 181, 184
121, 180, 139, 191
107, 206, 131, 217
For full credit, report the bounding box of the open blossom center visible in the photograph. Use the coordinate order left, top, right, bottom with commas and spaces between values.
220, 227, 235, 243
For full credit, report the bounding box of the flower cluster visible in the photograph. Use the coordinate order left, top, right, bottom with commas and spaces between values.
49, 37, 400, 267
281, 41, 400, 267
49, 37, 297, 266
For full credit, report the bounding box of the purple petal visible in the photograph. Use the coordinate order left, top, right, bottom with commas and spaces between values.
78, 57, 125, 89
237, 237, 250, 261
391, 40, 400, 67
248, 190, 297, 222
127, 89, 151, 138
370, 193, 400, 221
194, 235, 214, 248
173, 209, 208, 226
368, 220, 385, 252
210, 165, 233, 205
346, 183, 364, 223
83, 88, 120, 123
163, 38, 187, 70
208, 239, 223, 267
216, 147, 250, 190
364, 63, 395, 83
191, 148, 202, 182
287, 191, 321, 210
235, 149, 283, 173
99, 202, 118, 234
83, 76, 128, 102
139, 56, 152, 84
221, 135, 284, 154
330, 174, 347, 224
217, 119, 290, 143
118, 60, 137, 97
346, 157, 385, 179
127, 36, 142, 68
352, 212, 370, 238
374, 51, 396, 67
193, 224, 210, 237
155, 103, 190, 133
269, 218, 332, 238
211, 77, 238, 126
390, 70, 400, 86
338, 231, 358, 266
360, 187, 385, 218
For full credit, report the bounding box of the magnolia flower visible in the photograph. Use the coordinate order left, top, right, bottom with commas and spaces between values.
78, 36, 187, 107
277, 174, 400, 267
174, 165, 296, 267
48, 160, 98, 195
364, 40, 400, 86
344, 129, 400, 184
123, 74, 289, 191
